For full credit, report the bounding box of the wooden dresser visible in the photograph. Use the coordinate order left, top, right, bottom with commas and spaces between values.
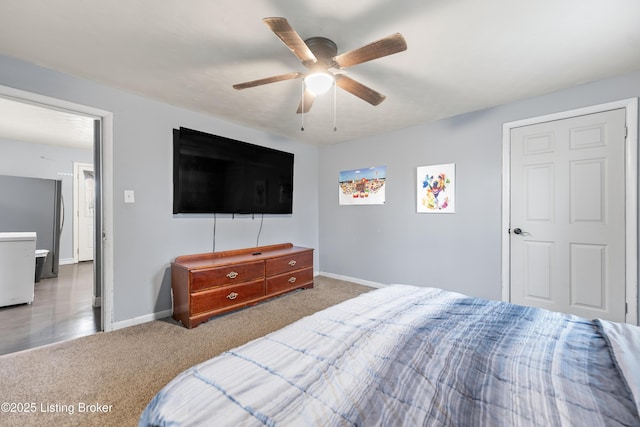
171, 243, 314, 328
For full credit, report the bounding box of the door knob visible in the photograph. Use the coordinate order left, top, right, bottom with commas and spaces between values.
513, 228, 523, 235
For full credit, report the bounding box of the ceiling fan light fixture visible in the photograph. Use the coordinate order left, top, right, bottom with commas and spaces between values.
304, 72, 334, 95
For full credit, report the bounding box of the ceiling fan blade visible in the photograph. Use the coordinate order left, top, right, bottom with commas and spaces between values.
332, 33, 407, 69
296, 89, 316, 114
335, 75, 386, 106
233, 72, 303, 90
263, 17, 317, 67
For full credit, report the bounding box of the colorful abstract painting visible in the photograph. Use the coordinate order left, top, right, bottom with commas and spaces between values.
339, 166, 386, 205
416, 163, 455, 213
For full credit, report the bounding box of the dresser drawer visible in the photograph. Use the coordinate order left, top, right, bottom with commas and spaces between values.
265, 251, 313, 277
190, 261, 264, 292
266, 267, 313, 294
190, 278, 265, 315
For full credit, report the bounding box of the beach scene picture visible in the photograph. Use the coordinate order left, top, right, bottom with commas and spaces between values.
417, 163, 455, 213
339, 166, 386, 205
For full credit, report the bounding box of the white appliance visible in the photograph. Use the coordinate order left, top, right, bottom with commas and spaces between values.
0, 232, 36, 307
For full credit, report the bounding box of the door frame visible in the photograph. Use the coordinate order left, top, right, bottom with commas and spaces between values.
73, 162, 94, 264
0, 84, 115, 332
501, 98, 638, 325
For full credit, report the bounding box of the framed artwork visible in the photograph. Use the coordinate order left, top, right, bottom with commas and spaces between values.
339, 166, 386, 205
417, 163, 455, 213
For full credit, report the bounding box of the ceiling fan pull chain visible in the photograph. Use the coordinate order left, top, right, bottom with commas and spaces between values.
300, 80, 305, 131
333, 82, 337, 132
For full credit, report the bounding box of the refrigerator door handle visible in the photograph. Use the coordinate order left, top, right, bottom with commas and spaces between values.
59, 193, 64, 232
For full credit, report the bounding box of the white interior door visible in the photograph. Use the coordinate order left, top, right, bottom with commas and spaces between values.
75, 162, 94, 262
509, 108, 627, 322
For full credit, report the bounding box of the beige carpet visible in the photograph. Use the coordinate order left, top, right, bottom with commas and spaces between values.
0, 276, 372, 427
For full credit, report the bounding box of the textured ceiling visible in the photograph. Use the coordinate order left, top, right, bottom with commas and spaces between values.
0, 97, 95, 149
0, 0, 639, 146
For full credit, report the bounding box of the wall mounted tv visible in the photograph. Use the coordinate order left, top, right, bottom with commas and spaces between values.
173, 127, 294, 214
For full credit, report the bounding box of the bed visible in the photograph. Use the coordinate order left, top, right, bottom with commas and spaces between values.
139, 285, 640, 426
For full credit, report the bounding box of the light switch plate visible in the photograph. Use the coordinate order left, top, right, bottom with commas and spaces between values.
124, 190, 135, 203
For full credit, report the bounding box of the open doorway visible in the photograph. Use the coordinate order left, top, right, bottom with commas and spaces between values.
0, 87, 112, 354
74, 161, 103, 312
74, 162, 95, 264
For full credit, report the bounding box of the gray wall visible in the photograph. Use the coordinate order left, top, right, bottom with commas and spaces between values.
0, 54, 319, 324
318, 71, 640, 301
2, 52, 638, 325
0, 138, 93, 262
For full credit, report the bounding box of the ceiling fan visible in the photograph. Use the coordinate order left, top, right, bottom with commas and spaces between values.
233, 17, 407, 114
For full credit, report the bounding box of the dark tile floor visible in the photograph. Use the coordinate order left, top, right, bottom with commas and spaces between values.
0, 262, 100, 355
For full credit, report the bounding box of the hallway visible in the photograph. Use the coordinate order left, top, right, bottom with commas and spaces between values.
0, 262, 100, 355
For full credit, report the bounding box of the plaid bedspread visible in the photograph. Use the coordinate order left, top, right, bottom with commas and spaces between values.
140, 285, 640, 426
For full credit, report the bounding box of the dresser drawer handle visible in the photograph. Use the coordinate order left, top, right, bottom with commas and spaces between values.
288, 260, 297, 267
226, 271, 239, 279
226, 292, 238, 300
288, 277, 297, 283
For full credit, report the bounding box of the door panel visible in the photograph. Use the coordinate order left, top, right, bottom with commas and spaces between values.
523, 241, 553, 301
525, 164, 553, 221
570, 243, 606, 309
571, 159, 604, 222
510, 108, 626, 322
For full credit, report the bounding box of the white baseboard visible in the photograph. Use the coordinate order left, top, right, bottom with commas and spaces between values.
111, 309, 172, 331
59, 258, 76, 266
316, 271, 387, 289
92, 296, 101, 308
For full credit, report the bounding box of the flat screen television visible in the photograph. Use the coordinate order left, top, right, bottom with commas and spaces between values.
173, 127, 294, 214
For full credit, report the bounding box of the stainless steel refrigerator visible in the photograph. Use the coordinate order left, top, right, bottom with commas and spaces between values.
0, 175, 63, 279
